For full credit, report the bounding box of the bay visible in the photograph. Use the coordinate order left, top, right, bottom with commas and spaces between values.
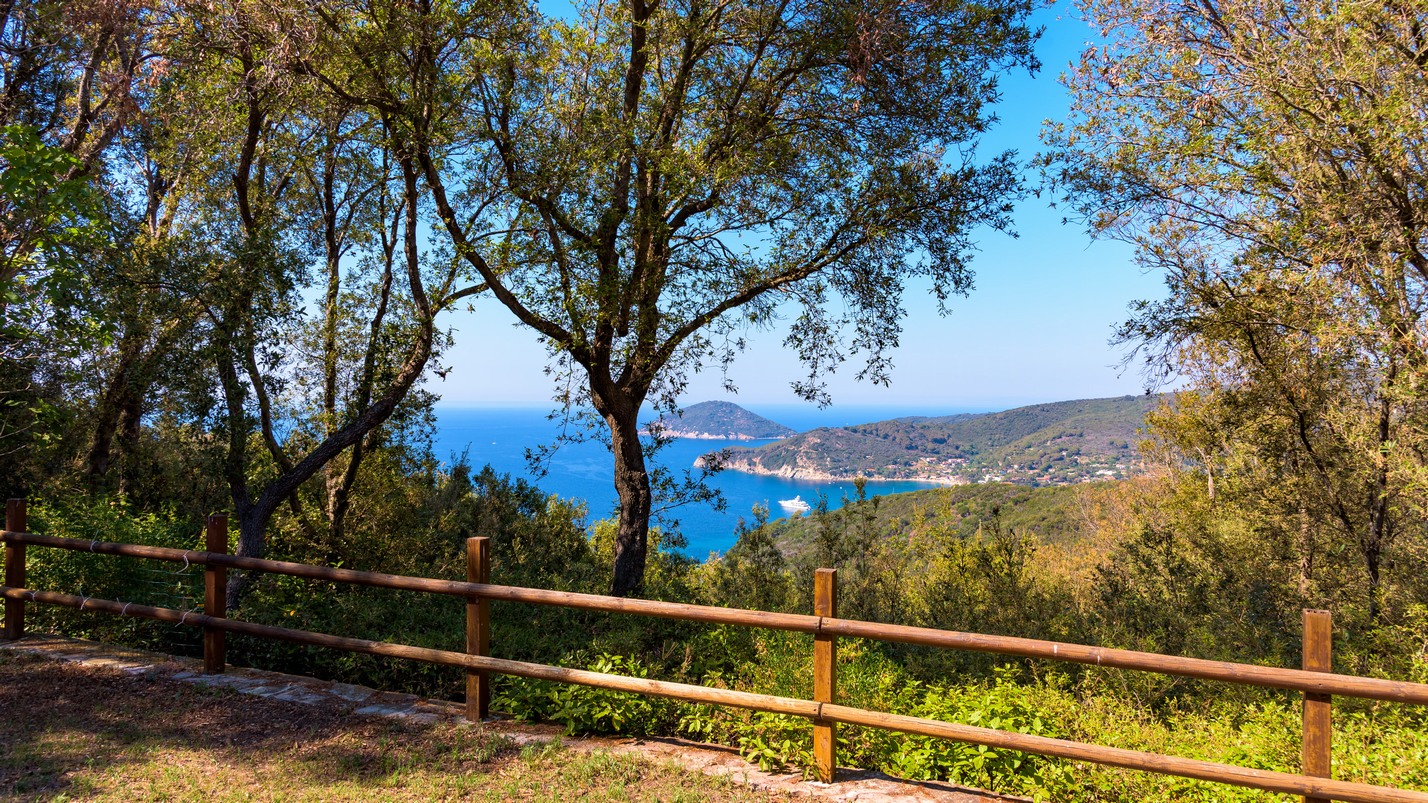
433, 403, 987, 556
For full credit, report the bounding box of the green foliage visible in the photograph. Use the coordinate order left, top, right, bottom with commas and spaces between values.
0, 124, 103, 305
740, 483, 1089, 679
766, 481, 1093, 564
1094, 518, 1296, 666
496, 655, 681, 736
237, 462, 692, 696
23, 496, 207, 656
1047, 0, 1428, 626
0, 123, 113, 481
729, 713, 815, 773
1058, 691, 1428, 802
302, 0, 1041, 594
237, 580, 466, 699
491, 634, 1075, 795
701, 505, 795, 613
846, 668, 1075, 797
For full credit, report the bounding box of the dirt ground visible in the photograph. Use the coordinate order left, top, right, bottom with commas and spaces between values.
0, 649, 801, 802
0, 636, 1021, 803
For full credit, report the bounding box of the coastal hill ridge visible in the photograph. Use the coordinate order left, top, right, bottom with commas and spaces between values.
651, 400, 796, 441
720, 395, 1162, 486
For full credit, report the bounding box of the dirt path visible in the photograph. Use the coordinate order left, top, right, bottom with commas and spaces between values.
0, 634, 1023, 802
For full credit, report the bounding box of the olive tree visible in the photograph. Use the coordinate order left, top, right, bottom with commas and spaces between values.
303, 0, 1038, 595
98, 4, 491, 603
1047, 0, 1428, 621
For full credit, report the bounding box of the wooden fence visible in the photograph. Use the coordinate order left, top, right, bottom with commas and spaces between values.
3, 498, 1428, 803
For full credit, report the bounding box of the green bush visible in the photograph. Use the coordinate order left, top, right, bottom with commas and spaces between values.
496, 654, 682, 736
23, 495, 208, 656
842, 667, 1076, 796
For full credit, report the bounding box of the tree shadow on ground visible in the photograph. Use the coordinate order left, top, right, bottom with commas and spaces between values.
0, 652, 511, 800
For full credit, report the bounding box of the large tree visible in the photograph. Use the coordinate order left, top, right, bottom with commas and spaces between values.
303, 0, 1038, 595
1047, 0, 1428, 621
45, 3, 488, 602
0, 0, 163, 470
0, 0, 154, 293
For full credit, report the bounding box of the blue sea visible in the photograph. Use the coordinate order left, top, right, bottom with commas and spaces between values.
433, 403, 986, 556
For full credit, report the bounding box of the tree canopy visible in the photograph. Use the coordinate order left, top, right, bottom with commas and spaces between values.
1047, 0, 1428, 621
300, 0, 1039, 593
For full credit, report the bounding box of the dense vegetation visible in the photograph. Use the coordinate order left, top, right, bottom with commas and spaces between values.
722, 395, 1155, 484
20, 466, 1428, 800
762, 481, 1091, 562
6, 0, 1428, 798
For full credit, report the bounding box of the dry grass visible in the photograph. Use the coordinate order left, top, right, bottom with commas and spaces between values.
0, 652, 793, 802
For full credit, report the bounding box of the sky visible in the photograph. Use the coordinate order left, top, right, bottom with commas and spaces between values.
434, 2, 1166, 412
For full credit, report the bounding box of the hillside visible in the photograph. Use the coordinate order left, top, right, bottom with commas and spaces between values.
761, 482, 1091, 561
651, 401, 796, 440
721, 395, 1160, 485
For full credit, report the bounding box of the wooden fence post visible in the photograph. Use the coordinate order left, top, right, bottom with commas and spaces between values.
1302, 609, 1332, 803
3, 499, 26, 640
814, 567, 838, 783
466, 536, 491, 721
203, 514, 228, 674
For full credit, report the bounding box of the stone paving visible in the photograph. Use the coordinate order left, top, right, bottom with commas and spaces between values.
0, 633, 1026, 802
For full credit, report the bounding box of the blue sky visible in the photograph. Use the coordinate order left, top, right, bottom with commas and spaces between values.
436, 2, 1166, 411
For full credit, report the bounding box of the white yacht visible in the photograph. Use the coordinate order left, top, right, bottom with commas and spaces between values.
778, 495, 811, 514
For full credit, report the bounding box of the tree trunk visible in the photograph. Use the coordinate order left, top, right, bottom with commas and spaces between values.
606, 401, 652, 597
86, 328, 143, 481
1365, 498, 1387, 624
226, 496, 278, 609
1363, 388, 1394, 624
113, 385, 144, 496
325, 440, 364, 560
86, 395, 122, 480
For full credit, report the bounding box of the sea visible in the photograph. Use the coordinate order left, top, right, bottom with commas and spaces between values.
433, 403, 985, 557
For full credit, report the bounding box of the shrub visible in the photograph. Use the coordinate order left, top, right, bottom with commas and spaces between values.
23, 495, 208, 657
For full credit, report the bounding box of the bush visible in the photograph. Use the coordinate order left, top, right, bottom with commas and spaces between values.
23, 495, 208, 656
496, 654, 683, 736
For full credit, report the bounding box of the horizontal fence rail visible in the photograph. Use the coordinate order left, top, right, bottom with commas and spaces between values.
4, 508, 1428, 803
4, 584, 1427, 803
0, 530, 824, 631
6, 528, 1426, 705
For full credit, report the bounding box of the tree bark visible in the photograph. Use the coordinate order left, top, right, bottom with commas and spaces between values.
608, 406, 653, 597
86, 327, 144, 481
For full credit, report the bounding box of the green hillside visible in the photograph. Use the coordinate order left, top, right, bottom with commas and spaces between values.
762, 482, 1090, 561
651, 401, 796, 440
722, 395, 1161, 485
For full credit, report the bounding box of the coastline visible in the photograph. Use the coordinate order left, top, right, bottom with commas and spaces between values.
646, 431, 790, 441
716, 460, 970, 486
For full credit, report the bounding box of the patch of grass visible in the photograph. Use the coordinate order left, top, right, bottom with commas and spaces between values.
0, 652, 791, 802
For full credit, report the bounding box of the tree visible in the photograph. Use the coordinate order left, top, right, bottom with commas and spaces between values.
70, 5, 488, 603
0, 0, 489, 599
1046, 0, 1428, 621
304, 0, 1039, 595
708, 504, 795, 613
0, 0, 154, 295
0, 0, 163, 470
